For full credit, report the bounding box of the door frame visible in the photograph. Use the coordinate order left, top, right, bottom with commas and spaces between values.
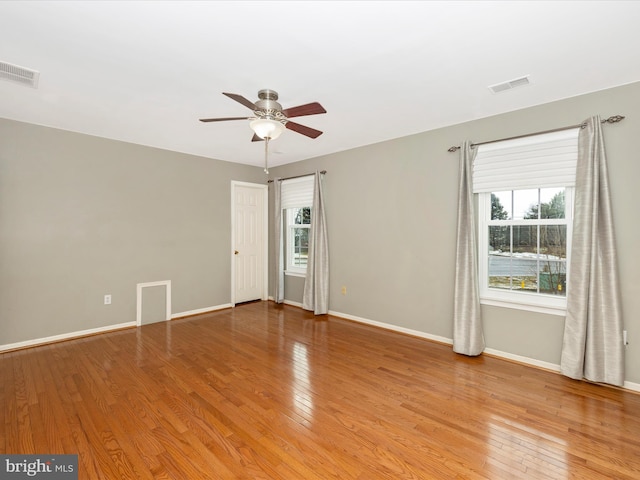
230, 181, 269, 306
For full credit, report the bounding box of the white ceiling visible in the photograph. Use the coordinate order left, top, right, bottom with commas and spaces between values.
1, 1, 640, 168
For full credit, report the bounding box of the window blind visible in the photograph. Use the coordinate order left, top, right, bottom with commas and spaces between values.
280, 175, 314, 209
473, 128, 579, 193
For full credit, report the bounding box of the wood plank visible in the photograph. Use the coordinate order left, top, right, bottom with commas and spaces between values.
1, 301, 639, 479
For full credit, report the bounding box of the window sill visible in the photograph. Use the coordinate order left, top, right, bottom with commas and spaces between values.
480, 296, 566, 317
285, 271, 306, 278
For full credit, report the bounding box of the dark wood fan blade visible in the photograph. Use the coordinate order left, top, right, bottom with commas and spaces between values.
199, 117, 249, 122
285, 121, 323, 139
223, 92, 258, 110
251, 133, 264, 142
281, 102, 326, 118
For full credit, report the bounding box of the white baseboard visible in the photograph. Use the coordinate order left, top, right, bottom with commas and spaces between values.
0, 302, 233, 353
283, 299, 303, 309
0, 321, 137, 353
269, 297, 302, 309
483, 347, 561, 373
623, 381, 640, 393
328, 309, 453, 345
327, 309, 640, 394
171, 303, 232, 319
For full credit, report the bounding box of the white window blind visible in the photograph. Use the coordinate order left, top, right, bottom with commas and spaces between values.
473, 128, 579, 193
280, 175, 314, 209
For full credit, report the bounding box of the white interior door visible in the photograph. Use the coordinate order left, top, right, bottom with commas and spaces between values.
232, 182, 267, 305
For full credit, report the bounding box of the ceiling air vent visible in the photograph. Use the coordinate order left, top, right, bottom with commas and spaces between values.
488, 75, 530, 94
0, 61, 40, 88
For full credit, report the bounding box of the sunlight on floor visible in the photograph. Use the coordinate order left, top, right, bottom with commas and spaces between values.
292, 342, 314, 422
487, 413, 568, 479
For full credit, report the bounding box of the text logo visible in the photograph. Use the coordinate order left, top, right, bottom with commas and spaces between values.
1, 455, 78, 479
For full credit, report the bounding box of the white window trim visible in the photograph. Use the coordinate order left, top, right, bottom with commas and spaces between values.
285, 270, 306, 278
280, 176, 314, 277
477, 188, 573, 316
285, 207, 310, 277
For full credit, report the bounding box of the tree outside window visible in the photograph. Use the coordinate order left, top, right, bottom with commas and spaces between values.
486, 188, 568, 297
287, 207, 311, 273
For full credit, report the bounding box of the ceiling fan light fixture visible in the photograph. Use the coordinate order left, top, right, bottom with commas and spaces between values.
250, 118, 285, 140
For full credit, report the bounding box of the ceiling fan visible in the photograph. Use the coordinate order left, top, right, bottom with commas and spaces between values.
199, 89, 327, 173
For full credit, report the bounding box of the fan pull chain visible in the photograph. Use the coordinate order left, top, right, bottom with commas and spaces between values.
264, 137, 270, 174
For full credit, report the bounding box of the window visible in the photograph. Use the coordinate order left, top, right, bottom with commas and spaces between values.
474, 129, 579, 315
286, 207, 311, 275
478, 188, 573, 313
280, 176, 314, 276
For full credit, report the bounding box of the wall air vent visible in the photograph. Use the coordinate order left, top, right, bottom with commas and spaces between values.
0, 61, 40, 88
488, 75, 530, 94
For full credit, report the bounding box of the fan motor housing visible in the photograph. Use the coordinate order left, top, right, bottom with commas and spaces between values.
256, 89, 282, 115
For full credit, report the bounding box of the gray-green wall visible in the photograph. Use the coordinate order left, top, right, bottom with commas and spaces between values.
269, 81, 640, 385
0, 120, 265, 345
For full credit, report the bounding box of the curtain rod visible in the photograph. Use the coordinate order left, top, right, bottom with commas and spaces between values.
267, 170, 327, 184
447, 115, 625, 153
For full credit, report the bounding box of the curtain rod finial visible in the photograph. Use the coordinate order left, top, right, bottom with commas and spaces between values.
604, 115, 625, 124
448, 145, 461, 153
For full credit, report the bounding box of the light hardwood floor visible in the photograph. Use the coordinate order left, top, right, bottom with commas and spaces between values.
2, 301, 639, 479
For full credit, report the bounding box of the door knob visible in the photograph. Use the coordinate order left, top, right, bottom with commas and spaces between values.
234, 250, 239, 255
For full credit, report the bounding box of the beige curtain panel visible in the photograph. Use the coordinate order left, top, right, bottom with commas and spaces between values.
273, 178, 285, 304
453, 141, 485, 356
560, 116, 625, 386
303, 172, 330, 315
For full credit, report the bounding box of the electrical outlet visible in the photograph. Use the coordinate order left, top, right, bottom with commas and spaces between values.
341, 286, 347, 295
104, 294, 112, 305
